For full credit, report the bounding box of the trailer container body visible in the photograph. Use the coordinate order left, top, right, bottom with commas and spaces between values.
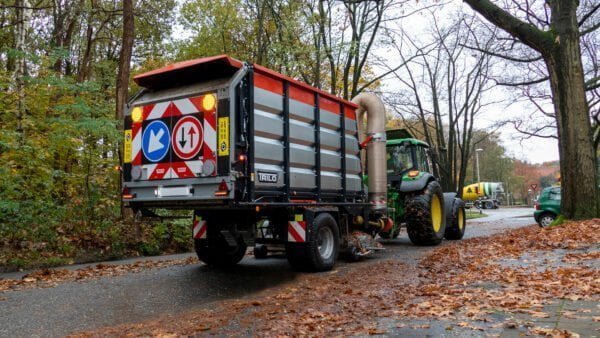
123, 55, 363, 207
122, 55, 377, 271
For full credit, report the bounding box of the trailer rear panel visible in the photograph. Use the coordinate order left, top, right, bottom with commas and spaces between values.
122, 55, 364, 209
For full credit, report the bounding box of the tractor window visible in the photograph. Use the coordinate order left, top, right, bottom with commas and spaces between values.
386, 145, 413, 175
415, 146, 430, 172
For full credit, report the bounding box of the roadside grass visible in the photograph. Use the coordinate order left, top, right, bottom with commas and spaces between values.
466, 209, 488, 219
549, 214, 566, 227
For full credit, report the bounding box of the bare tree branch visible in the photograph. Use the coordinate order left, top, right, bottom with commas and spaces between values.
495, 76, 549, 87
461, 43, 543, 63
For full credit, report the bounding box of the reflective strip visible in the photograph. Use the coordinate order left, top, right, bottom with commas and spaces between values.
192, 218, 207, 239
131, 123, 142, 165
147, 101, 170, 120
204, 119, 216, 152
203, 106, 217, 174
170, 161, 199, 179
172, 98, 198, 115
288, 221, 306, 242
148, 163, 170, 180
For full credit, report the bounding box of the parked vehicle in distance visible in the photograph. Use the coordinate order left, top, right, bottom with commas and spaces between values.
534, 186, 561, 227
462, 182, 504, 209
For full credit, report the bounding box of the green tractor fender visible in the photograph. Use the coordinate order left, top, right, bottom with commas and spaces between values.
398, 173, 435, 193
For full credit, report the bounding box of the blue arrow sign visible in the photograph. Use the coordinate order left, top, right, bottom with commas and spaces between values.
142, 120, 170, 162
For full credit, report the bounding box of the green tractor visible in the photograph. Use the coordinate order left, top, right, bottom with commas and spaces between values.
380, 129, 466, 245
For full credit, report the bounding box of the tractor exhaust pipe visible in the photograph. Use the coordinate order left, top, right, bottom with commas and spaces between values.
352, 93, 387, 210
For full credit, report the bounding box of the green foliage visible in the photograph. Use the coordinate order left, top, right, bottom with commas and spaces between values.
0, 1, 189, 271
548, 215, 566, 227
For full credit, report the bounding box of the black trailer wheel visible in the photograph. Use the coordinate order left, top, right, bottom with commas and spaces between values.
194, 231, 247, 268
484, 201, 494, 209
253, 244, 268, 259
286, 213, 339, 272
444, 199, 466, 240
405, 180, 446, 246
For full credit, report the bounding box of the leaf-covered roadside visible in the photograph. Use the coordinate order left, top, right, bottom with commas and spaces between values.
76, 219, 599, 337
0, 256, 196, 293
0, 217, 193, 272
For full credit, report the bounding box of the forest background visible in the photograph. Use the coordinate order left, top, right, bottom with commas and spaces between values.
0, 0, 597, 270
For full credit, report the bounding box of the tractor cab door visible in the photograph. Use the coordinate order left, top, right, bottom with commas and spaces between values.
414, 145, 433, 175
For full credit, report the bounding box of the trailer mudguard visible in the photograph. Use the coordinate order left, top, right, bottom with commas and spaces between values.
398, 173, 434, 193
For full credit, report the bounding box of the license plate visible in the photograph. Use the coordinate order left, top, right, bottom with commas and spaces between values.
157, 186, 192, 197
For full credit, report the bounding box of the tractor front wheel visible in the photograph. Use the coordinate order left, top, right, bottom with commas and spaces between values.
405, 181, 446, 246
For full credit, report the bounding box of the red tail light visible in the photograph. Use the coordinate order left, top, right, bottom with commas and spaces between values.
534, 202, 540, 210
122, 186, 135, 199
215, 179, 230, 196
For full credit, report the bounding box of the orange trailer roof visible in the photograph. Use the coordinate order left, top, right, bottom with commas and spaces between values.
133, 54, 358, 110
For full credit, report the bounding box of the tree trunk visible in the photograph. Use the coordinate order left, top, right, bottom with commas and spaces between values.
462, 0, 599, 219
115, 0, 134, 121
115, 0, 134, 218
15, 0, 29, 145
545, 1, 598, 219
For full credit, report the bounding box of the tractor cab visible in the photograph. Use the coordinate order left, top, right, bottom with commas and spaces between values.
385, 129, 433, 185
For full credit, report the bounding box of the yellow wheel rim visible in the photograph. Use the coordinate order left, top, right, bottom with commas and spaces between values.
458, 207, 465, 230
431, 194, 442, 232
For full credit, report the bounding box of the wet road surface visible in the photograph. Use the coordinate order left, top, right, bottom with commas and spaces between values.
0, 207, 535, 336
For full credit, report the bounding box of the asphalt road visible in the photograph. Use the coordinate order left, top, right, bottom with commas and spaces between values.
0, 207, 535, 337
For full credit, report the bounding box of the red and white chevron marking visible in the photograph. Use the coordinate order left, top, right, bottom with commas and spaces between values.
141, 160, 203, 180
131, 121, 142, 165
171, 160, 202, 179
203, 106, 216, 166
133, 94, 218, 180
288, 221, 306, 242
192, 217, 207, 239
141, 96, 207, 120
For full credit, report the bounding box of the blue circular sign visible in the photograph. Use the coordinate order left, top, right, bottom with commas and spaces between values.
142, 120, 170, 162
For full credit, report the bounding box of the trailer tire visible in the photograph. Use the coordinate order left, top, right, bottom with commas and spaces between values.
286, 213, 339, 272
484, 201, 494, 209
253, 244, 268, 259
444, 199, 466, 240
405, 180, 446, 246
194, 232, 247, 268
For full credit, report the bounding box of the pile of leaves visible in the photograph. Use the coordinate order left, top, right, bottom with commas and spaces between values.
70, 220, 600, 336
399, 219, 599, 337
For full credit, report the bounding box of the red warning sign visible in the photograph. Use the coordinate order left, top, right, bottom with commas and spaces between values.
172, 116, 204, 160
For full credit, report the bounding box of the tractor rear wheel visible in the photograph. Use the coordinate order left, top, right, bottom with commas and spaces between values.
445, 200, 466, 240
405, 181, 446, 246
